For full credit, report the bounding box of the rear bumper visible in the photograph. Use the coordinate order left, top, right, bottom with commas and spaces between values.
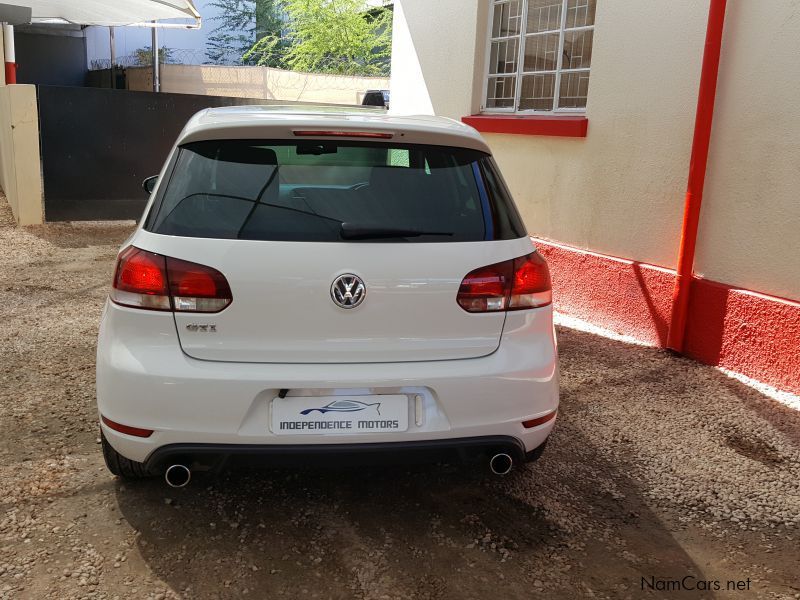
143, 435, 538, 472
97, 301, 559, 464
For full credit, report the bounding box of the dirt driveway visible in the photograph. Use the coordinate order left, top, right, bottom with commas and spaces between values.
1, 199, 799, 600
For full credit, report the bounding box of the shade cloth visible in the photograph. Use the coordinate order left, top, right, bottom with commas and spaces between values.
4, 0, 201, 27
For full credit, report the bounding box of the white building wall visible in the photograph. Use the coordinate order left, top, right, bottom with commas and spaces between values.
694, 0, 800, 300
390, 0, 485, 118
390, 0, 800, 300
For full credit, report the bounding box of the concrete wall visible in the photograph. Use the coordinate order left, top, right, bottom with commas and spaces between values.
390, 0, 800, 301
0, 84, 44, 225
127, 64, 389, 106
125, 67, 152, 93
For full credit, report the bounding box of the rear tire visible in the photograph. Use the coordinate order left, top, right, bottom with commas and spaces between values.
101, 432, 151, 479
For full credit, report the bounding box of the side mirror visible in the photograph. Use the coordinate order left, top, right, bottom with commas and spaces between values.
142, 175, 159, 195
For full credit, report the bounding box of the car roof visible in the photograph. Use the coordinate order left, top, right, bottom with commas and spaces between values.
177, 105, 491, 153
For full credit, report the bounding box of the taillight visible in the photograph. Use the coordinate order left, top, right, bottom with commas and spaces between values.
110, 246, 232, 313
509, 252, 552, 310
167, 257, 232, 312
457, 251, 551, 313
456, 261, 513, 312
111, 246, 170, 310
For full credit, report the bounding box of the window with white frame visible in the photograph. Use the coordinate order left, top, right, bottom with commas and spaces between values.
484, 0, 596, 113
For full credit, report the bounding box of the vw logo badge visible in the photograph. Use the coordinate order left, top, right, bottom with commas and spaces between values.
331, 274, 366, 309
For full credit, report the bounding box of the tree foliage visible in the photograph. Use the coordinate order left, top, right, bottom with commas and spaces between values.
206, 0, 284, 65
134, 46, 174, 66
245, 0, 392, 76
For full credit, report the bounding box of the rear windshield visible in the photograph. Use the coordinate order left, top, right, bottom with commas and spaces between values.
145, 140, 526, 242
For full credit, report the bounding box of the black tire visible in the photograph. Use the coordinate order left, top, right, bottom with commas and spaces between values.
101, 432, 151, 479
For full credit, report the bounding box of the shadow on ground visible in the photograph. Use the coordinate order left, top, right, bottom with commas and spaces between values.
115, 414, 714, 598
111, 327, 800, 599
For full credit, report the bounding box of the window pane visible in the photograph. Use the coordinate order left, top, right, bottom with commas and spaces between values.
519, 73, 555, 110
151, 141, 491, 242
526, 0, 562, 33
485, 0, 594, 112
486, 76, 517, 108
562, 30, 593, 70
565, 0, 596, 29
558, 71, 591, 108
489, 38, 519, 74
523, 32, 559, 72
492, 1, 522, 37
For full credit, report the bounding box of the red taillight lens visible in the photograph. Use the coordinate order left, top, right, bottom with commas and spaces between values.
509, 252, 552, 310
457, 251, 551, 313
456, 261, 513, 312
110, 246, 232, 313
115, 246, 167, 295
167, 257, 232, 313
111, 247, 170, 310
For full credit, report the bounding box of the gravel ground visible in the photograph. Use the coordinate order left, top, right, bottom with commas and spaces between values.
1, 195, 799, 600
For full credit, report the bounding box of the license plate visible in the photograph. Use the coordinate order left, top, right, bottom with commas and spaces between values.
271, 395, 409, 435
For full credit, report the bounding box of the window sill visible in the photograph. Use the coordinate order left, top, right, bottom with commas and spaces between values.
461, 114, 588, 138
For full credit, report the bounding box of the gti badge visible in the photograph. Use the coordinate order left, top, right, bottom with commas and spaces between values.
186, 324, 217, 332
330, 274, 366, 309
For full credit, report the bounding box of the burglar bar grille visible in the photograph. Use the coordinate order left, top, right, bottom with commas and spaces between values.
484, 0, 596, 114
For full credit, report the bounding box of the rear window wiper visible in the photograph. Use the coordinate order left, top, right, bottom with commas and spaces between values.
340, 223, 454, 240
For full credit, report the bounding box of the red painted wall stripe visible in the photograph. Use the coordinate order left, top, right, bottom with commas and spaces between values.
535, 240, 675, 346
462, 115, 588, 138
684, 280, 800, 394
534, 238, 800, 395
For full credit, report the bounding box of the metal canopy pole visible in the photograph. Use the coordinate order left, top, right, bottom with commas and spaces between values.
109, 26, 115, 89
151, 21, 159, 92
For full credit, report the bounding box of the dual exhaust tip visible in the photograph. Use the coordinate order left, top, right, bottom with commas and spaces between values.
164, 464, 191, 488
163, 453, 513, 486
489, 452, 513, 476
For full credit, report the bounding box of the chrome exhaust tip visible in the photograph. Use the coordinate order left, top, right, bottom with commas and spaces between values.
489, 453, 513, 476
164, 464, 191, 488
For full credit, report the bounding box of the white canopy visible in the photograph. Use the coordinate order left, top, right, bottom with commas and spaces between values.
9, 0, 201, 28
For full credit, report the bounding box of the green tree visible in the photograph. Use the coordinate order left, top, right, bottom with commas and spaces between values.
252, 0, 290, 67
206, 0, 285, 65
134, 46, 174, 66
245, 0, 392, 76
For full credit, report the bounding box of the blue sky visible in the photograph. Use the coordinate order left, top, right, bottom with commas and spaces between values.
85, 0, 228, 64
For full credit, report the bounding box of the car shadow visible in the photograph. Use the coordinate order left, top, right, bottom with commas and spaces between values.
115, 432, 713, 598
114, 326, 800, 599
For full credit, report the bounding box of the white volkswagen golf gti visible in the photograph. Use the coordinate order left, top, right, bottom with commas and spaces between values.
96, 106, 558, 486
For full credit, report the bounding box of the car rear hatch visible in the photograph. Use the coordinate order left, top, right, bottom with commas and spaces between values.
136, 137, 531, 364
